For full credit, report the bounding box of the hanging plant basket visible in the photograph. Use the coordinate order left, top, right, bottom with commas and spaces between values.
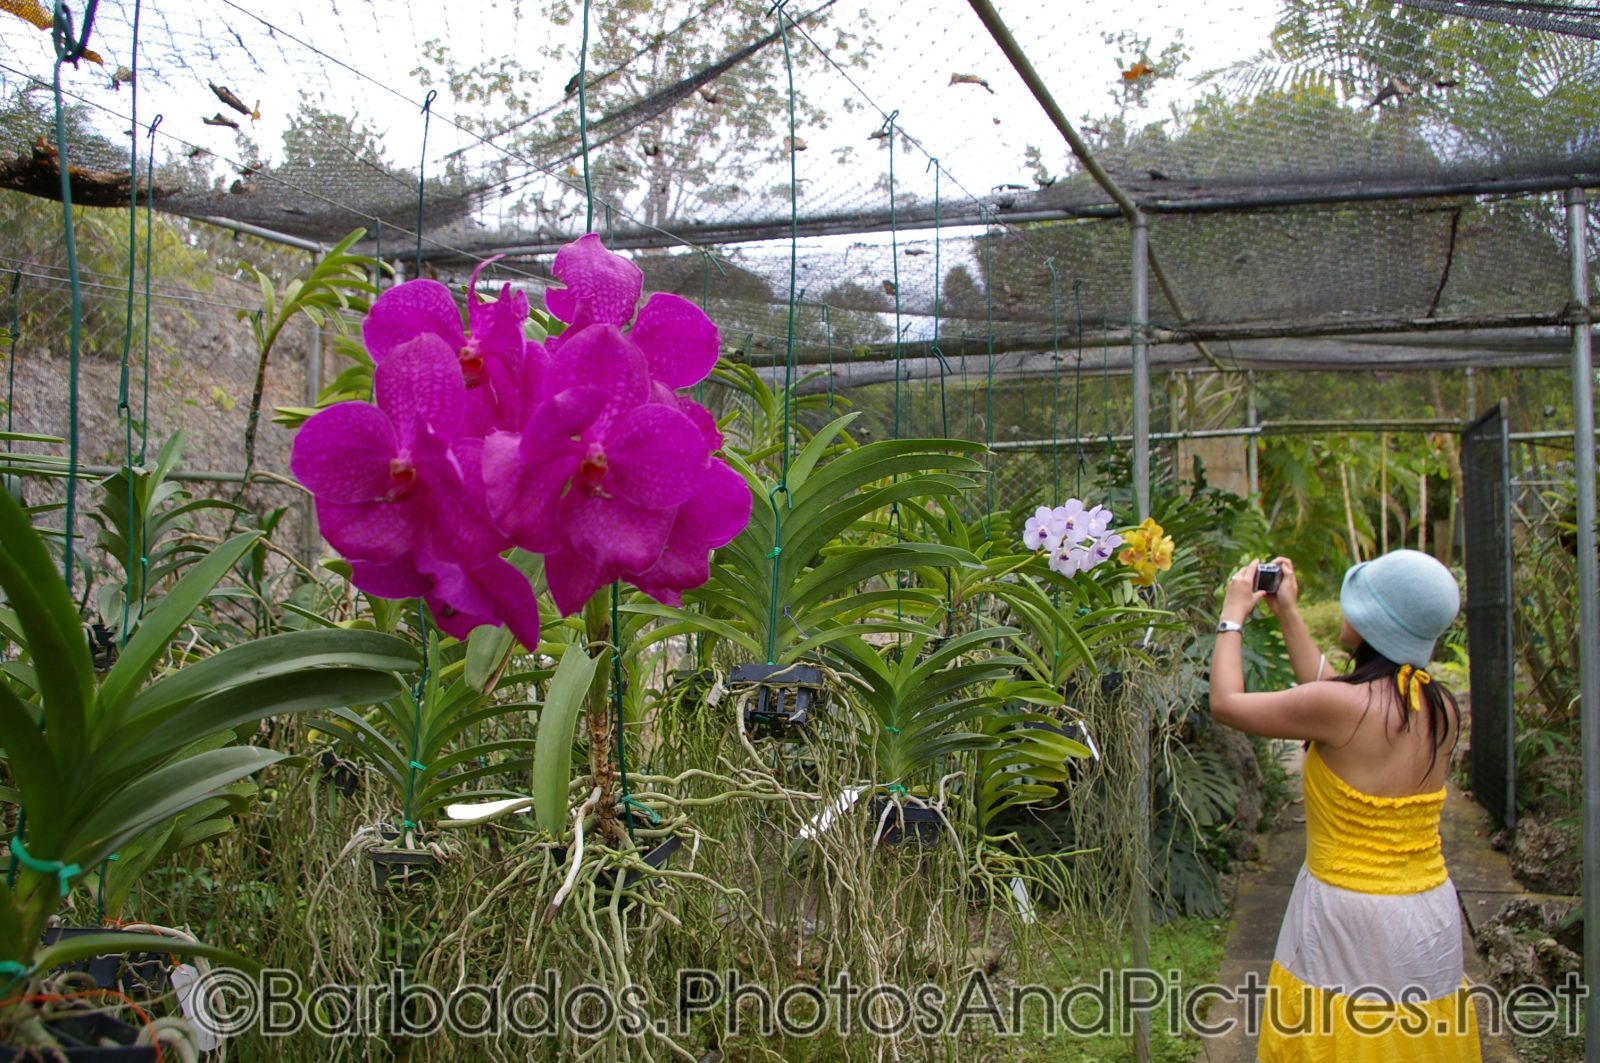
730, 662, 827, 732
0, 1009, 157, 1062
1062, 669, 1125, 704
867, 796, 944, 846
368, 827, 439, 890
38, 927, 169, 996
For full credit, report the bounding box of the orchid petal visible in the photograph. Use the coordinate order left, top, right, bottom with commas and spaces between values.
679, 397, 723, 450
605, 404, 709, 509
375, 333, 467, 442
363, 279, 465, 363
545, 325, 649, 414
290, 403, 397, 503
349, 557, 431, 599
562, 491, 674, 572
545, 234, 642, 328
484, 431, 573, 553
316, 498, 417, 563
471, 557, 543, 651
672, 458, 752, 548
630, 292, 720, 389
544, 547, 611, 616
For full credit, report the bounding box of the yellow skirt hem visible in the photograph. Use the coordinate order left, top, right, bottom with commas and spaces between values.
1256, 960, 1482, 1062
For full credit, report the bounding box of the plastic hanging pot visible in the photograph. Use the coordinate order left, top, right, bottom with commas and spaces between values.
730, 662, 827, 732
867, 797, 944, 846
0, 1010, 157, 1062
38, 927, 170, 996
369, 828, 438, 890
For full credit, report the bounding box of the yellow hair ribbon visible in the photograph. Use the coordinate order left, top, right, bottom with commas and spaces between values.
1396, 665, 1432, 712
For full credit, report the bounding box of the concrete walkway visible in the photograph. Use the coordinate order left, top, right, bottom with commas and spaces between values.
1192, 747, 1533, 1063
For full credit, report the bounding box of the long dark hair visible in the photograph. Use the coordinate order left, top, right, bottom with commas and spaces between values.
1334, 640, 1461, 783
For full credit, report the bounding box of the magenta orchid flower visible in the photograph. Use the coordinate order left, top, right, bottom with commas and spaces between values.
363, 257, 537, 434
291, 233, 751, 645
291, 334, 488, 563
486, 324, 713, 573
544, 233, 719, 389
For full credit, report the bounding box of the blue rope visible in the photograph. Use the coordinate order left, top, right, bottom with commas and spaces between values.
115, 0, 143, 647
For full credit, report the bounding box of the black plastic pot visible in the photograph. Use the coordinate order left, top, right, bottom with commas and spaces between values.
369, 829, 437, 889
317, 750, 359, 798
867, 798, 943, 846
731, 662, 826, 731
1061, 670, 1125, 705
615, 834, 683, 891
671, 666, 717, 703
39, 927, 169, 996
0, 1010, 156, 1061
551, 809, 684, 896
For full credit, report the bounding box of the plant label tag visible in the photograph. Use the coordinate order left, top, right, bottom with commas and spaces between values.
797, 785, 865, 842
1009, 876, 1037, 925
170, 963, 223, 1050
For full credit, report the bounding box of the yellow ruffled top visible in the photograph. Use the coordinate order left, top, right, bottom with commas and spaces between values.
1302, 745, 1447, 895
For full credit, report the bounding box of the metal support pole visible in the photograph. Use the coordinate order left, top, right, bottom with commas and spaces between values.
1132, 213, 1151, 519
1246, 371, 1259, 502
1566, 187, 1599, 1063
1129, 208, 1152, 1063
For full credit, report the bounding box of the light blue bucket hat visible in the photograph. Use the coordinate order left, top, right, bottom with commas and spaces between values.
1339, 549, 1460, 668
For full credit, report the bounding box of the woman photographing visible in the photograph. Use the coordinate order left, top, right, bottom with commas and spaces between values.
1209, 550, 1481, 1061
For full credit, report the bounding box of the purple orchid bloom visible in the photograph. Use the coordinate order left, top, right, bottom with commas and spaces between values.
1089, 532, 1124, 567
1023, 505, 1064, 551
544, 233, 720, 390
291, 334, 500, 565
484, 325, 714, 596
363, 257, 536, 434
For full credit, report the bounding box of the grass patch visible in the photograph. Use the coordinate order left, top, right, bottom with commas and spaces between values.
974, 916, 1230, 1062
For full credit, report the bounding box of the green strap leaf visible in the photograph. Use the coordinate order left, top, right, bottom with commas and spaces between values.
98, 532, 261, 721
532, 647, 600, 836
0, 481, 94, 761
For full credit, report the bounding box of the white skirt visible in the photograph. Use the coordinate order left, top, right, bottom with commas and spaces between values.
1272, 863, 1465, 1001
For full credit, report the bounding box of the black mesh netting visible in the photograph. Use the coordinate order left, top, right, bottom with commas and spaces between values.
1, 0, 1597, 369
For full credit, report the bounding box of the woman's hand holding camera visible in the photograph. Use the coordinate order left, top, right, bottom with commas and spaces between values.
1222, 561, 1267, 626
1222, 555, 1301, 628
1263, 556, 1299, 617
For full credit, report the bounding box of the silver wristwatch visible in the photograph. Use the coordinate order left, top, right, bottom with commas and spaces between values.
1215, 620, 1244, 634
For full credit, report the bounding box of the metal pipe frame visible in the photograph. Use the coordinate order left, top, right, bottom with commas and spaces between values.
1131, 215, 1152, 519
192, 215, 328, 254
1566, 187, 1599, 1063
991, 418, 1467, 452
